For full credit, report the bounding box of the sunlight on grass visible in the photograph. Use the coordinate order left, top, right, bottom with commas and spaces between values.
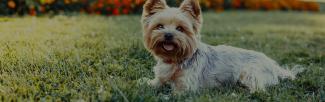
0, 12, 324, 101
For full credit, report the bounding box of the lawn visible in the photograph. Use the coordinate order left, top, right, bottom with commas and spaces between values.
0, 11, 324, 101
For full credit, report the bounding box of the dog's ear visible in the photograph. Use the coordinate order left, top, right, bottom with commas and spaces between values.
142, 0, 168, 17
179, 0, 202, 22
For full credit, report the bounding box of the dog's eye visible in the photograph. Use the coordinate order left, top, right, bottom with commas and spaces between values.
176, 26, 185, 32
155, 24, 164, 30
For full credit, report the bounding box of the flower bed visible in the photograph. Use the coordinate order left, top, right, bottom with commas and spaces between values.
0, 0, 320, 16
199, 0, 320, 12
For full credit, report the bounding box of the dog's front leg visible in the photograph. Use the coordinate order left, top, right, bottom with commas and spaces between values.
148, 63, 175, 87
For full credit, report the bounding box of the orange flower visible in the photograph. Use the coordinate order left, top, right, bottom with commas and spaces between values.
289, 0, 302, 10
29, 7, 37, 16
261, 0, 279, 11
231, 0, 241, 9
39, 6, 46, 13
122, 0, 131, 6
80, 9, 85, 13
107, 0, 114, 4
244, 0, 261, 10
114, 0, 121, 8
81, 0, 87, 3
203, 0, 211, 8
135, 0, 144, 5
277, 0, 290, 10
8, 0, 16, 9
97, 2, 104, 8
215, 7, 224, 12
46, 0, 55, 4
96, 11, 101, 15
64, 0, 71, 4
302, 2, 320, 11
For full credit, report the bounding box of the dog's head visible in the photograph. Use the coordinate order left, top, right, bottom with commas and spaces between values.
141, 0, 202, 62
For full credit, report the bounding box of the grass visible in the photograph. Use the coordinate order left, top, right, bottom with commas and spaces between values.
0, 11, 324, 101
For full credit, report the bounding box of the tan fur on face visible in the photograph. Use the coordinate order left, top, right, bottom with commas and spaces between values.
142, 0, 168, 18
142, 0, 202, 63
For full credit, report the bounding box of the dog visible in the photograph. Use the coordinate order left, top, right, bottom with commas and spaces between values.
141, 0, 303, 93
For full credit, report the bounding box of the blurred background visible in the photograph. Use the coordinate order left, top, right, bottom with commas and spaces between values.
0, 0, 323, 16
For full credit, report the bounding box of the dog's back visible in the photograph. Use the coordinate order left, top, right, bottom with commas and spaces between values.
181, 44, 299, 92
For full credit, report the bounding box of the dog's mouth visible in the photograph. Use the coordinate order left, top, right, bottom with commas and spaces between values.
163, 43, 175, 51
161, 42, 177, 52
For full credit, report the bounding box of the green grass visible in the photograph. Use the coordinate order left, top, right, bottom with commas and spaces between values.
0, 11, 324, 101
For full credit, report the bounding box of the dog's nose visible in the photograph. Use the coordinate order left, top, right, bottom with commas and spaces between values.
164, 33, 173, 40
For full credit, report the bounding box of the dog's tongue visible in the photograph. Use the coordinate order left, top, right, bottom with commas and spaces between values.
163, 44, 174, 51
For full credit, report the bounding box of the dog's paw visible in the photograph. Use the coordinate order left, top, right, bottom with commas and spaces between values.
137, 77, 162, 88
137, 77, 151, 86
147, 78, 161, 87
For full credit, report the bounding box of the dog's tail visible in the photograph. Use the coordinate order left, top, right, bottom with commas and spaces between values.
290, 65, 305, 76
279, 65, 305, 80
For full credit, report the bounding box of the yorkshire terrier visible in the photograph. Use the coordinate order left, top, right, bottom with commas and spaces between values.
141, 0, 303, 93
